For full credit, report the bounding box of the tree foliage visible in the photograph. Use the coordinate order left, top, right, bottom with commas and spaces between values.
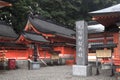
1, 0, 120, 33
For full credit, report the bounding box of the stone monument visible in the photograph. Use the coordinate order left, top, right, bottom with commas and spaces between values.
72, 20, 92, 76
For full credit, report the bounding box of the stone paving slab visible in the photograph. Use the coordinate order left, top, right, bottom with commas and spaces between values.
0, 65, 116, 80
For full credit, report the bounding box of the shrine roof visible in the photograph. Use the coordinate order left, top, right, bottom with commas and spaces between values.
0, 42, 27, 49
0, 21, 18, 39
0, 1, 12, 8
89, 4, 120, 28
28, 15, 75, 38
22, 32, 49, 43
89, 4, 120, 15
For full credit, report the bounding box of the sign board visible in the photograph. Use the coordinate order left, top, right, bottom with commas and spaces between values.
96, 50, 112, 58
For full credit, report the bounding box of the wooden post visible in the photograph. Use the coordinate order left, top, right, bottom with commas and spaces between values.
33, 43, 38, 62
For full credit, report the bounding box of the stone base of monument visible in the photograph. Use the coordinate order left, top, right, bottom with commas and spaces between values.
72, 65, 92, 76
28, 60, 40, 70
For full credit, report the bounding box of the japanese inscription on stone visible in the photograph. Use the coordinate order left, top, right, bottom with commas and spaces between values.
76, 21, 88, 65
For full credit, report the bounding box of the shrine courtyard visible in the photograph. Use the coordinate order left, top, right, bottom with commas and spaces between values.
0, 65, 115, 80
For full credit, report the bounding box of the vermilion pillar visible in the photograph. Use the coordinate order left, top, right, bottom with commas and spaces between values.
113, 32, 119, 59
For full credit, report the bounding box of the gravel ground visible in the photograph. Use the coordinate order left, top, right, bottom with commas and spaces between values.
0, 65, 116, 80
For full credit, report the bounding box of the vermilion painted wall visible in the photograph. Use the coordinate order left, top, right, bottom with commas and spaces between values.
38, 50, 51, 59
4, 49, 32, 60
53, 46, 75, 58
1, 45, 76, 61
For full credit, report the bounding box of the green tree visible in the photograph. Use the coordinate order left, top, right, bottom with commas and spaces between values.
1, 0, 120, 33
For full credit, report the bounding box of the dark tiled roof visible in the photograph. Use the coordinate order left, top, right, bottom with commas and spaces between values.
88, 21, 99, 25
28, 16, 75, 38
0, 21, 18, 39
91, 43, 117, 49
89, 4, 120, 15
29, 15, 104, 35
22, 32, 49, 43
0, 42, 27, 49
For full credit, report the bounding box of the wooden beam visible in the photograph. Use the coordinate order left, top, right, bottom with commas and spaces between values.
0, 1, 12, 7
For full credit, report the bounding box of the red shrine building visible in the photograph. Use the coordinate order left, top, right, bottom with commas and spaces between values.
89, 4, 120, 74
18, 15, 76, 64
0, 14, 76, 66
